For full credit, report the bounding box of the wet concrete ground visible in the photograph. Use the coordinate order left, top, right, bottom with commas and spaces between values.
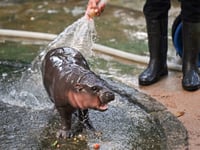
135, 71, 200, 150
101, 55, 200, 150
92, 54, 200, 150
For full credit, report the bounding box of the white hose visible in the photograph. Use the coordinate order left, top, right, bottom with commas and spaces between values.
0, 29, 56, 40
0, 29, 181, 71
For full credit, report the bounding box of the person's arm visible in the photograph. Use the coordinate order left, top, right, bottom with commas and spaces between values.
85, 0, 106, 19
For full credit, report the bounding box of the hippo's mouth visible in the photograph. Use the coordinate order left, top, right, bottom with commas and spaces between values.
98, 103, 109, 111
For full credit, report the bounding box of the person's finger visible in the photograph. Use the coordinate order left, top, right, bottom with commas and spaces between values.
85, 0, 105, 19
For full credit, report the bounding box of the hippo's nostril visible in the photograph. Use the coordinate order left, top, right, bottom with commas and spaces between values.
100, 92, 114, 104
105, 92, 115, 101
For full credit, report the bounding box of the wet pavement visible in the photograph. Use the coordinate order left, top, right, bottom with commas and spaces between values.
134, 71, 200, 150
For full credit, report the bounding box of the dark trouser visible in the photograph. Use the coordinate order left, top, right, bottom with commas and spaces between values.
143, 0, 200, 23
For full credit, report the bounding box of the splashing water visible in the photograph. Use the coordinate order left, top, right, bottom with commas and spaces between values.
2, 0, 106, 110
1, 69, 54, 110
1, 15, 98, 110
46, 16, 96, 56
41, 0, 110, 59
35, 16, 96, 68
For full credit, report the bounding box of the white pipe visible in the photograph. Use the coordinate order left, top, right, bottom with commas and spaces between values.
0, 29, 181, 71
93, 44, 182, 71
0, 29, 57, 40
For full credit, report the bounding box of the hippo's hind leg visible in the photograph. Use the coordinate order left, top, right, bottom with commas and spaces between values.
78, 109, 95, 131
56, 106, 74, 139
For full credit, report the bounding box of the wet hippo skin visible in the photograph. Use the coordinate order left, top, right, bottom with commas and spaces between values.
42, 47, 115, 138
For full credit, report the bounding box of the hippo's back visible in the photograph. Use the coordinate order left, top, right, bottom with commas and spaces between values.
45, 47, 89, 69
41, 47, 91, 102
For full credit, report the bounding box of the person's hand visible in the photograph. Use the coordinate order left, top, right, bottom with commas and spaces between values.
85, 0, 106, 20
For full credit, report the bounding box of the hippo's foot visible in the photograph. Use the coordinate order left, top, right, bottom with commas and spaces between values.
56, 129, 74, 139
81, 119, 95, 131
78, 109, 95, 131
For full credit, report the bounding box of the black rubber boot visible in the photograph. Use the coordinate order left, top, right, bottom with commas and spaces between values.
182, 22, 200, 91
139, 19, 168, 85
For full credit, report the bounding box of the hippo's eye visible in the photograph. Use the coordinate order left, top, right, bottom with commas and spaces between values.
91, 86, 99, 92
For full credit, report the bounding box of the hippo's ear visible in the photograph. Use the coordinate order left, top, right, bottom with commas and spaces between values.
74, 83, 84, 92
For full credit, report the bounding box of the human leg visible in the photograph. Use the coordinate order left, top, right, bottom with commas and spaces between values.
181, 0, 200, 91
139, 0, 170, 85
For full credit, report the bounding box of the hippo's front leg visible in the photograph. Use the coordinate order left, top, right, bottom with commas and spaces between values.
56, 106, 74, 139
78, 109, 95, 131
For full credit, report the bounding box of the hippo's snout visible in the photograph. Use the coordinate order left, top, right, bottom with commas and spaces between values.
100, 91, 115, 104
105, 91, 115, 102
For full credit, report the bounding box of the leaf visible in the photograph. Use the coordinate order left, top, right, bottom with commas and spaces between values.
175, 111, 185, 117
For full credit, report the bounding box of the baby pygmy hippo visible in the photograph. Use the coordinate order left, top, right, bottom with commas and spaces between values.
42, 47, 115, 138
